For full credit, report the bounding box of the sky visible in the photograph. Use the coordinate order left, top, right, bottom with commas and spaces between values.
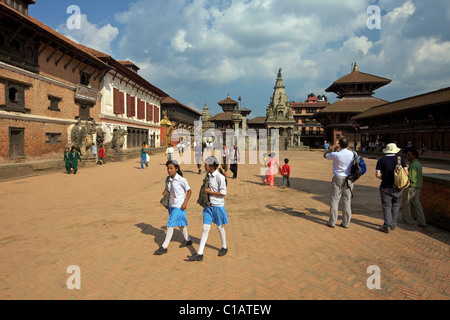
29, 0, 450, 118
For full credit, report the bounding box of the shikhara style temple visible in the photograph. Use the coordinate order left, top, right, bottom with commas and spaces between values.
203, 69, 307, 151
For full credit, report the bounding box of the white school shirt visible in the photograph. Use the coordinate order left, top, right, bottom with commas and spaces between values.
208, 170, 227, 207
325, 148, 354, 177
168, 173, 191, 208
166, 147, 174, 154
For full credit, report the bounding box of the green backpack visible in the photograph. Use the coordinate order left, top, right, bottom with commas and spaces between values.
197, 173, 211, 208
160, 176, 170, 209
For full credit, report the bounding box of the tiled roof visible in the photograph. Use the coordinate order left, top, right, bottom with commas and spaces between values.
247, 116, 267, 124
317, 96, 388, 114
161, 96, 202, 116
0, 2, 110, 69
332, 70, 391, 85
76, 43, 168, 99
353, 87, 450, 120
218, 96, 238, 105
209, 112, 235, 121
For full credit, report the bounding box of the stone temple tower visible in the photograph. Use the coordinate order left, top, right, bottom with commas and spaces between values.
266, 68, 297, 150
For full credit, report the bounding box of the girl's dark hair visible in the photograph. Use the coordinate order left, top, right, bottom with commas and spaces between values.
166, 160, 183, 177
284, 158, 289, 164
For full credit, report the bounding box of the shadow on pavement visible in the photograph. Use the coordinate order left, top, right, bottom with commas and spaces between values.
135, 223, 220, 255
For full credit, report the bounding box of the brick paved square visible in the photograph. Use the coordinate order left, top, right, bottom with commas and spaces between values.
0, 150, 449, 300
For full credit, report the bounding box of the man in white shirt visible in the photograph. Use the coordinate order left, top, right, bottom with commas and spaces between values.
324, 137, 354, 228
165, 143, 174, 161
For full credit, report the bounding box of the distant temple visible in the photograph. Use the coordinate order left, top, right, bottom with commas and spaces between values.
314, 63, 391, 146
204, 68, 307, 150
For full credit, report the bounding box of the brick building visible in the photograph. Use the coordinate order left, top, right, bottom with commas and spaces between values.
161, 96, 202, 147
291, 93, 329, 147
78, 45, 168, 151
0, 0, 110, 160
353, 87, 450, 152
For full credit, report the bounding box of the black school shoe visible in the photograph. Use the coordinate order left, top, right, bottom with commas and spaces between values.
154, 246, 168, 255
187, 253, 203, 261
179, 240, 192, 248
218, 248, 228, 257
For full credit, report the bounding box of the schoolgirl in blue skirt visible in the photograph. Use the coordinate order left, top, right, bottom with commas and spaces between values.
154, 160, 193, 255
188, 156, 229, 261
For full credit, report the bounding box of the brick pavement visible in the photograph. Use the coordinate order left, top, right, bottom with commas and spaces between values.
0, 150, 449, 300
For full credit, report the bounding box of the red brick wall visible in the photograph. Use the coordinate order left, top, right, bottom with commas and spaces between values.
0, 118, 70, 159
421, 174, 450, 231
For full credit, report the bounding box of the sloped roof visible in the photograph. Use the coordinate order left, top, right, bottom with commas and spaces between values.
0, 2, 110, 70
209, 112, 235, 121
316, 96, 388, 114
247, 116, 267, 124
353, 87, 450, 120
162, 96, 202, 116
76, 43, 168, 99
218, 95, 238, 105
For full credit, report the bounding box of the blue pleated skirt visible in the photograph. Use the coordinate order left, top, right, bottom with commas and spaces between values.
167, 207, 188, 228
202, 206, 229, 226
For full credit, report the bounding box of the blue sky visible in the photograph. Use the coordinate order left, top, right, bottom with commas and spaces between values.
29, 0, 450, 118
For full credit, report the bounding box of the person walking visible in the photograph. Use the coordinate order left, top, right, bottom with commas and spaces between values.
376, 143, 409, 233
323, 138, 354, 228
401, 149, 427, 227
98, 145, 106, 165
281, 158, 291, 189
194, 140, 203, 175
165, 143, 174, 161
140, 142, 149, 169
91, 143, 97, 163
69, 146, 82, 175
188, 156, 228, 261
264, 153, 280, 187
229, 145, 240, 179
63, 147, 71, 174
154, 160, 193, 255
221, 144, 229, 174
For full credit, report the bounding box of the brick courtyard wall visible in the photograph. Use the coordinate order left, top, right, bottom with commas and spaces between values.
421, 173, 450, 231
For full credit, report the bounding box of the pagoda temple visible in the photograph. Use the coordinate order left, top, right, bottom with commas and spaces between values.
314, 63, 391, 147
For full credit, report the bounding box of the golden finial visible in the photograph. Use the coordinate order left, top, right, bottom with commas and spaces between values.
353, 62, 358, 72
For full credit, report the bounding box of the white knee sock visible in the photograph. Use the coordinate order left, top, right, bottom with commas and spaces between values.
162, 227, 174, 249
217, 225, 227, 249
180, 226, 191, 241
197, 224, 211, 255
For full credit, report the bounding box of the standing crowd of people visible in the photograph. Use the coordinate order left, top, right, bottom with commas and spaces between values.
323, 137, 427, 233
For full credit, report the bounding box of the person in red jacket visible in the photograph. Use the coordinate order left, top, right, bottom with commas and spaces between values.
281, 158, 291, 189
98, 145, 106, 165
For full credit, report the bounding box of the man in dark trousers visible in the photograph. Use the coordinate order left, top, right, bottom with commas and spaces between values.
375, 143, 409, 233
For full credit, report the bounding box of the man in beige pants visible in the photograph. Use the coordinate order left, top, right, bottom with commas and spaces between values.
324, 138, 354, 228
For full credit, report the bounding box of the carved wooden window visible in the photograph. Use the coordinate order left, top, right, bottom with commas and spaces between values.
48, 95, 62, 112
80, 72, 90, 86
0, 80, 30, 114
45, 133, 62, 145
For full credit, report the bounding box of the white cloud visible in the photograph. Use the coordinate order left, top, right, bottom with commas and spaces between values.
171, 30, 195, 52
57, 14, 119, 54
112, 0, 450, 113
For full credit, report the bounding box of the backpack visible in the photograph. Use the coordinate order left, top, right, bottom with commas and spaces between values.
394, 156, 410, 190
345, 151, 367, 198
197, 174, 211, 208
347, 151, 367, 183
160, 176, 170, 209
